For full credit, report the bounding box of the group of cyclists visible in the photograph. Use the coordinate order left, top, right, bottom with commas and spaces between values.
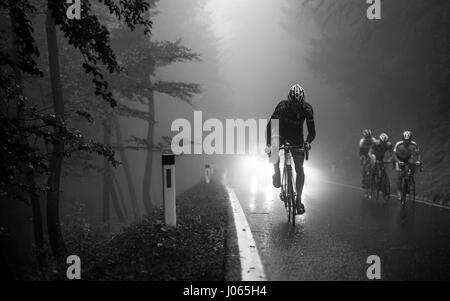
265, 82, 423, 218
359, 129, 422, 201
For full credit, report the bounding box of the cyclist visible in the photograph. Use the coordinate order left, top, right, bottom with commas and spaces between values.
266, 84, 316, 215
368, 133, 393, 190
393, 131, 421, 201
369, 133, 393, 164
359, 129, 376, 188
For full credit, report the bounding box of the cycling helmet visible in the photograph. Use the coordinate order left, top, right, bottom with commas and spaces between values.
403, 131, 412, 141
379, 133, 389, 143
362, 129, 373, 139
288, 84, 305, 103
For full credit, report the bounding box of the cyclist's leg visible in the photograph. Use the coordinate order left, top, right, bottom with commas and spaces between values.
396, 160, 406, 200
360, 156, 366, 187
272, 158, 281, 188
293, 152, 306, 214
272, 138, 285, 188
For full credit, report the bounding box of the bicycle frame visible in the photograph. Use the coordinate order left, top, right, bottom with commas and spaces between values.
399, 163, 416, 205
362, 157, 372, 195
370, 160, 391, 202
279, 144, 308, 226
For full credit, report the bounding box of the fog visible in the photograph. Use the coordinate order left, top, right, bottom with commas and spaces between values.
2, 0, 448, 277
137, 0, 343, 202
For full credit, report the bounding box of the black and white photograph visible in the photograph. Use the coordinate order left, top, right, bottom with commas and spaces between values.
0, 0, 449, 288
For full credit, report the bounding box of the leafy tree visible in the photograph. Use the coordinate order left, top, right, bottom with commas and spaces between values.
109, 12, 201, 213
0, 0, 154, 263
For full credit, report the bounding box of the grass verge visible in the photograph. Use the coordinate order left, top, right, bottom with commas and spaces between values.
29, 182, 238, 280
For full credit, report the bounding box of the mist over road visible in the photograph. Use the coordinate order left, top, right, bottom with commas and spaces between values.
226, 159, 450, 280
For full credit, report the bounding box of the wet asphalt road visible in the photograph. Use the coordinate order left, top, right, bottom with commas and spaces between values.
227, 164, 450, 281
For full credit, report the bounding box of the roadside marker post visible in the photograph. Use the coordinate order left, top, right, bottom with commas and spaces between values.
205, 164, 211, 184
162, 154, 176, 227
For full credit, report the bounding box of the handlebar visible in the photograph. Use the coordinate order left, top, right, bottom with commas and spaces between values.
279, 145, 309, 160
374, 160, 393, 164
397, 161, 424, 172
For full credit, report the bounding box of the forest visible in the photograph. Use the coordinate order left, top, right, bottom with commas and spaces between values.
0, 0, 226, 279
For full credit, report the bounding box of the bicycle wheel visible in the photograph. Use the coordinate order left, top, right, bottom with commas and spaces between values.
370, 170, 379, 200
374, 173, 380, 201
401, 177, 408, 206
363, 164, 371, 192
408, 177, 416, 204
382, 172, 390, 202
281, 169, 289, 220
287, 170, 295, 227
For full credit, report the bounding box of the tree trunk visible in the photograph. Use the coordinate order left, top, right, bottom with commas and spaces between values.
108, 176, 125, 222
103, 120, 125, 229
9, 3, 44, 268
111, 173, 128, 219
102, 121, 111, 232
113, 116, 140, 220
45, 5, 66, 259
142, 67, 155, 214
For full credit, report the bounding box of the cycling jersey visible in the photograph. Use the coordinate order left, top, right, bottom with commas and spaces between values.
359, 137, 376, 157
266, 100, 315, 146
393, 140, 420, 163
370, 140, 393, 161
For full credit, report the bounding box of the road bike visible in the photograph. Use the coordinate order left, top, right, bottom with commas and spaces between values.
279, 143, 308, 227
361, 156, 372, 198
398, 162, 422, 206
370, 160, 391, 202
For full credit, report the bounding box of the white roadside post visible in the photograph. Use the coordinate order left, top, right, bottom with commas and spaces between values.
162, 154, 176, 227
205, 164, 211, 184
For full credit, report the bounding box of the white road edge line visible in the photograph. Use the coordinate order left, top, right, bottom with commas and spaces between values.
319, 179, 449, 210
226, 186, 266, 281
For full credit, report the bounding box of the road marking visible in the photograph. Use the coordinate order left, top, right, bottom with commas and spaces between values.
225, 186, 266, 281
319, 179, 450, 210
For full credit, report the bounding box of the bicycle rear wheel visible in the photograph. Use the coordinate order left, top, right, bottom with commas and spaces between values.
382, 172, 390, 202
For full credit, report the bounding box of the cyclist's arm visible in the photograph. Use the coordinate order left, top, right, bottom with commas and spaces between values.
393, 141, 402, 163
412, 141, 421, 163
266, 102, 283, 146
305, 103, 315, 144
386, 142, 394, 161
358, 139, 364, 157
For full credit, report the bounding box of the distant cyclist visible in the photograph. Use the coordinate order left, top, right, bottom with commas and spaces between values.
393, 131, 421, 201
359, 129, 376, 188
266, 84, 316, 215
369, 133, 393, 164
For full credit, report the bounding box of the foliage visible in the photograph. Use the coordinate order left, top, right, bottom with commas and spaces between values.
298, 0, 449, 126
295, 0, 450, 199
0, 0, 154, 201
27, 183, 229, 280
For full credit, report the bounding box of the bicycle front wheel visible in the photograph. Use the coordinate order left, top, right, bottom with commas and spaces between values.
401, 177, 408, 206
382, 172, 390, 202
287, 170, 296, 227
408, 177, 416, 205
